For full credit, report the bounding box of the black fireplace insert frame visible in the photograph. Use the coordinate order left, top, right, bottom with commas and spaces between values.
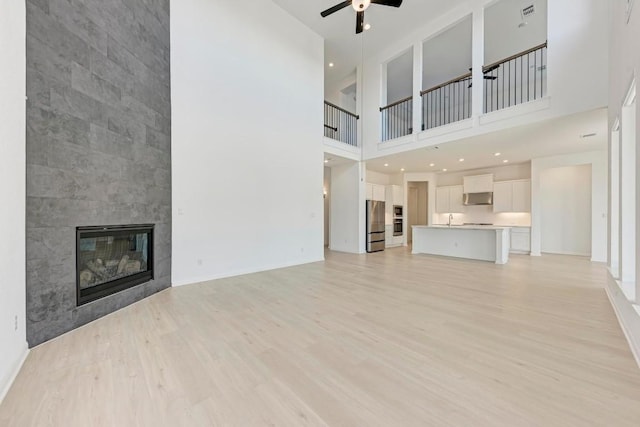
76, 224, 154, 306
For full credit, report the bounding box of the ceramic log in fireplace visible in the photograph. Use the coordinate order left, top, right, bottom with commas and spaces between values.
76, 224, 154, 305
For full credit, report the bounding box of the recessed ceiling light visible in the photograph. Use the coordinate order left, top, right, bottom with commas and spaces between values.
494, 152, 501, 157
429, 163, 435, 167
329, 62, 334, 67
384, 163, 389, 167
459, 158, 464, 162
324, 159, 329, 163
442, 168, 448, 172
400, 168, 405, 172
364, 23, 371, 30
503, 160, 509, 163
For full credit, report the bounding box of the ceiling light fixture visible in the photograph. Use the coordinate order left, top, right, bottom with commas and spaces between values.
503, 160, 509, 163
384, 163, 389, 167
324, 159, 329, 163
494, 152, 501, 157
429, 163, 435, 167
459, 158, 464, 162
442, 168, 448, 172
400, 168, 405, 172
364, 23, 371, 30
329, 62, 334, 67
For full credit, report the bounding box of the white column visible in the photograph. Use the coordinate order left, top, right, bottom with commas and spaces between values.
329, 161, 367, 254
621, 99, 636, 293
412, 41, 423, 133
471, 5, 485, 122
356, 63, 364, 148
609, 127, 620, 278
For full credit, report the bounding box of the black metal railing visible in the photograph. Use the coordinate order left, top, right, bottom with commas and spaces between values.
483, 41, 547, 113
421, 72, 472, 130
324, 101, 359, 146
380, 96, 413, 142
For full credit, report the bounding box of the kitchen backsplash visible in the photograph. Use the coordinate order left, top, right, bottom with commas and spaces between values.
433, 206, 531, 226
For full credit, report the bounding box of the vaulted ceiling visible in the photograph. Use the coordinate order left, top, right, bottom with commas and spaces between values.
271, 0, 469, 87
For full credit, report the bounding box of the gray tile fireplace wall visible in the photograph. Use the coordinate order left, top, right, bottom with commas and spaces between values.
26, 0, 171, 346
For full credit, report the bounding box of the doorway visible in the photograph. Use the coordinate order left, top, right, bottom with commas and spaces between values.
407, 181, 428, 243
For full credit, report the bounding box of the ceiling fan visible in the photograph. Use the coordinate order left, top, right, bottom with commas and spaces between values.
320, 0, 403, 34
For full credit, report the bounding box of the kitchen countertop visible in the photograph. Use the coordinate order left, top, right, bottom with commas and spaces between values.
417, 225, 511, 231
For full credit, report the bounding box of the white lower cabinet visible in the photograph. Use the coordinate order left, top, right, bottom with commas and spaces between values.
510, 227, 531, 253
385, 225, 402, 248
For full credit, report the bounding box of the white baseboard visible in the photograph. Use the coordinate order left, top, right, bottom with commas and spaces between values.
172, 256, 324, 287
0, 344, 29, 404
605, 272, 640, 369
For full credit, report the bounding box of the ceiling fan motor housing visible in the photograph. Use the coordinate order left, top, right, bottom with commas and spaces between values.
352, 0, 371, 11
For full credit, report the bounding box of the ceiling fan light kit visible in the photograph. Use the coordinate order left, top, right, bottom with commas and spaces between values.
320, 0, 403, 34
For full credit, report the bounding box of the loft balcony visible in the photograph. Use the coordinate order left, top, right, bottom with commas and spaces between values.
377, 41, 549, 143
324, 101, 359, 147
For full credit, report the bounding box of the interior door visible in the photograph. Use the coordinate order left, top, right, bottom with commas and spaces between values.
408, 187, 418, 243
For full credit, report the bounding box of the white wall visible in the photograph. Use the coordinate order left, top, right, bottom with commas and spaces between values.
171, 0, 324, 285
436, 163, 531, 186
422, 15, 472, 90
530, 151, 607, 262
540, 164, 592, 256
0, 0, 28, 400
484, 0, 547, 64
330, 162, 365, 253
386, 48, 413, 105
325, 71, 357, 112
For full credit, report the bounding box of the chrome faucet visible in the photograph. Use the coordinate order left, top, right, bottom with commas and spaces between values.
448, 213, 453, 227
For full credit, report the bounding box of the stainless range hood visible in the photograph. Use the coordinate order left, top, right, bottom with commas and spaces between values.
463, 192, 493, 206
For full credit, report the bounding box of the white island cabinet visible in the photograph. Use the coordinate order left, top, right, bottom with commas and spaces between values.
412, 225, 510, 264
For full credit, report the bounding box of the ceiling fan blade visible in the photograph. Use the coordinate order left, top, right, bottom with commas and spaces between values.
320, 1, 352, 18
356, 11, 364, 34
371, 0, 403, 7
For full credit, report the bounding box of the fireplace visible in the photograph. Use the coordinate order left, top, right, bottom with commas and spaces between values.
76, 224, 154, 306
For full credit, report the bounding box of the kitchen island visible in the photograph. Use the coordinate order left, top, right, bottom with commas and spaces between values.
412, 225, 510, 264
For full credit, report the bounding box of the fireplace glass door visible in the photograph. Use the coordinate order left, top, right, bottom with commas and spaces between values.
76, 224, 154, 305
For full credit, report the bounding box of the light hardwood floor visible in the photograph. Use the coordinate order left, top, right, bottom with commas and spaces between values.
2, 248, 640, 426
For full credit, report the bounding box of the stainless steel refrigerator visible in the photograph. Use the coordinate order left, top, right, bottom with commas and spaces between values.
366, 200, 385, 253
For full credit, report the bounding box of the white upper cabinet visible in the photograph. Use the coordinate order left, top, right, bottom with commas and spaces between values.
493, 179, 531, 213
511, 180, 531, 212
463, 174, 494, 193
436, 185, 464, 213
449, 185, 464, 213
367, 183, 386, 201
390, 185, 404, 206
373, 184, 386, 202
492, 181, 513, 212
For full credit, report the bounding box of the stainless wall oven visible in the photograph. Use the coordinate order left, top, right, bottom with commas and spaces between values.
393, 218, 403, 236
